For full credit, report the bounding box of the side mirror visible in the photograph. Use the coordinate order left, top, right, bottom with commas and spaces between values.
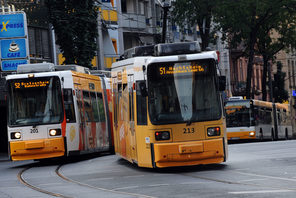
139, 81, 148, 97
219, 76, 226, 91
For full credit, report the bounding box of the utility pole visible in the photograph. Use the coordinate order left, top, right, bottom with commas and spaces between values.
268, 62, 278, 140
97, 3, 105, 70
156, 0, 171, 43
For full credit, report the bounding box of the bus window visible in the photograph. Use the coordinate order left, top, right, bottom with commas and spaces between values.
136, 80, 147, 125
63, 89, 76, 123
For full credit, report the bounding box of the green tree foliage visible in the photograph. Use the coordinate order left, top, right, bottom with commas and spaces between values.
172, 0, 217, 50
257, 9, 296, 101
46, 0, 98, 68
272, 61, 288, 103
213, 0, 296, 99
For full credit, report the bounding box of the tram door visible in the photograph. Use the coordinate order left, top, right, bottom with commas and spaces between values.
75, 84, 87, 151
128, 74, 136, 160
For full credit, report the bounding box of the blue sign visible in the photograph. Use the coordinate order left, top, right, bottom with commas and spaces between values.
1, 59, 28, 71
293, 90, 296, 97
1, 39, 27, 59
0, 13, 25, 38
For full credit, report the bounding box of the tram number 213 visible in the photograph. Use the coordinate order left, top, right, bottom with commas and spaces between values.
183, 128, 195, 134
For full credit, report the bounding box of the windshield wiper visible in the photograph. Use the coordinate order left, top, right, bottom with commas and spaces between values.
186, 117, 194, 126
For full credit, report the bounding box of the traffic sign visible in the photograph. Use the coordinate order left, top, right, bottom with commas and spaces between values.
1, 38, 27, 59
1, 59, 28, 71
0, 13, 26, 38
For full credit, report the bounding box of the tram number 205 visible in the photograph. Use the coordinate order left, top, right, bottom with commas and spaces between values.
183, 128, 195, 134
30, 128, 39, 133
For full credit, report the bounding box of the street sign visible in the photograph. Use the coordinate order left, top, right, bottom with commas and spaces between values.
0, 13, 26, 38
0, 12, 29, 71
1, 39, 27, 59
1, 59, 28, 71
293, 90, 296, 97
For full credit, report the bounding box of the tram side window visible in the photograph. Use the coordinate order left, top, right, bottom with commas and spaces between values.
97, 93, 106, 122
90, 92, 100, 122
129, 85, 134, 121
264, 109, 272, 124
63, 89, 76, 123
83, 91, 93, 122
136, 81, 147, 125
113, 82, 118, 127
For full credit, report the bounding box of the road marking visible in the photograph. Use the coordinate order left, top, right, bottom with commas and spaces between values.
180, 181, 213, 185
124, 175, 145, 178
229, 190, 294, 194
87, 177, 114, 182
112, 186, 139, 190
238, 178, 267, 182
39, 182, 64, 186
148, 184, 169, 187
233, 171, 296, 182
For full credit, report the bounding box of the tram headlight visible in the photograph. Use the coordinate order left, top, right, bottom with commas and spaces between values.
11, 132, 21, 139
155, 131, 170, 141
207, 127, 221, 137
49, 129, 61, 136
249, 131, 255, 136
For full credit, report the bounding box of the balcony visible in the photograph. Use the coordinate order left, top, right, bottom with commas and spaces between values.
121, 13, 146, 30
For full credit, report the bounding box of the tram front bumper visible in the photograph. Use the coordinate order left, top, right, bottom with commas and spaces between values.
9, 137, 65, 161
227, 131, 256, 140
153, 139, 225, 168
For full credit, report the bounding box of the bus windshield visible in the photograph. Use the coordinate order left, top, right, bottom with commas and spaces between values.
225, 100, 252, 127
147, 59, 221, 125
7, 76, 64, 126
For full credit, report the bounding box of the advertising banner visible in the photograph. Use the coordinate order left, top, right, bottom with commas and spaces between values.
0, 13, 26, 38
1, 38, 27, 59
1, 59, 28, 71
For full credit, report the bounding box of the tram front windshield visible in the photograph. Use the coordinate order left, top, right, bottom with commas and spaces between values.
7, 76, 64, 126
225, 100, 252, 127
148, 59, 221, 125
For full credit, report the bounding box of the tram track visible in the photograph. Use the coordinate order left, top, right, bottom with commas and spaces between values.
18, 164, 155, 198
181, 169, 296, 192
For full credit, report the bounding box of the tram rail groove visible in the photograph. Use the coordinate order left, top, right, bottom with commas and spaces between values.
18, 166, 71, 198
56, 164, 155, 198
181, 170, 296, 192
18, 164, 155, 198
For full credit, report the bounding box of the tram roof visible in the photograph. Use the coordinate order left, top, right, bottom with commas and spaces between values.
111, 50, 218, 69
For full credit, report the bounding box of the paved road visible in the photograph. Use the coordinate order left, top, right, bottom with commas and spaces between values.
1, 140, 296, 197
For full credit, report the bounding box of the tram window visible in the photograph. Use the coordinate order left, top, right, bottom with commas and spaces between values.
90, 92, 100, 122
63, 89, 76, 123
83, 91, 93, 122
264, 109, 272, 124
136, 81, 147, 125
97, 93, 106, 122
113, 82, 118, 127
129, 86, 134, 121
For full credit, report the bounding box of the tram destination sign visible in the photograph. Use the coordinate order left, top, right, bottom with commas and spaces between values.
158, 62, 209, 76
13, 80, 50, 89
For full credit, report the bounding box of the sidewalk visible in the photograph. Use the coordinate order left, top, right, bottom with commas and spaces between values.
0, 152, 9, 162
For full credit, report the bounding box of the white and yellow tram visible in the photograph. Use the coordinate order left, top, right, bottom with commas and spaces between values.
6, 63, 113, 161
